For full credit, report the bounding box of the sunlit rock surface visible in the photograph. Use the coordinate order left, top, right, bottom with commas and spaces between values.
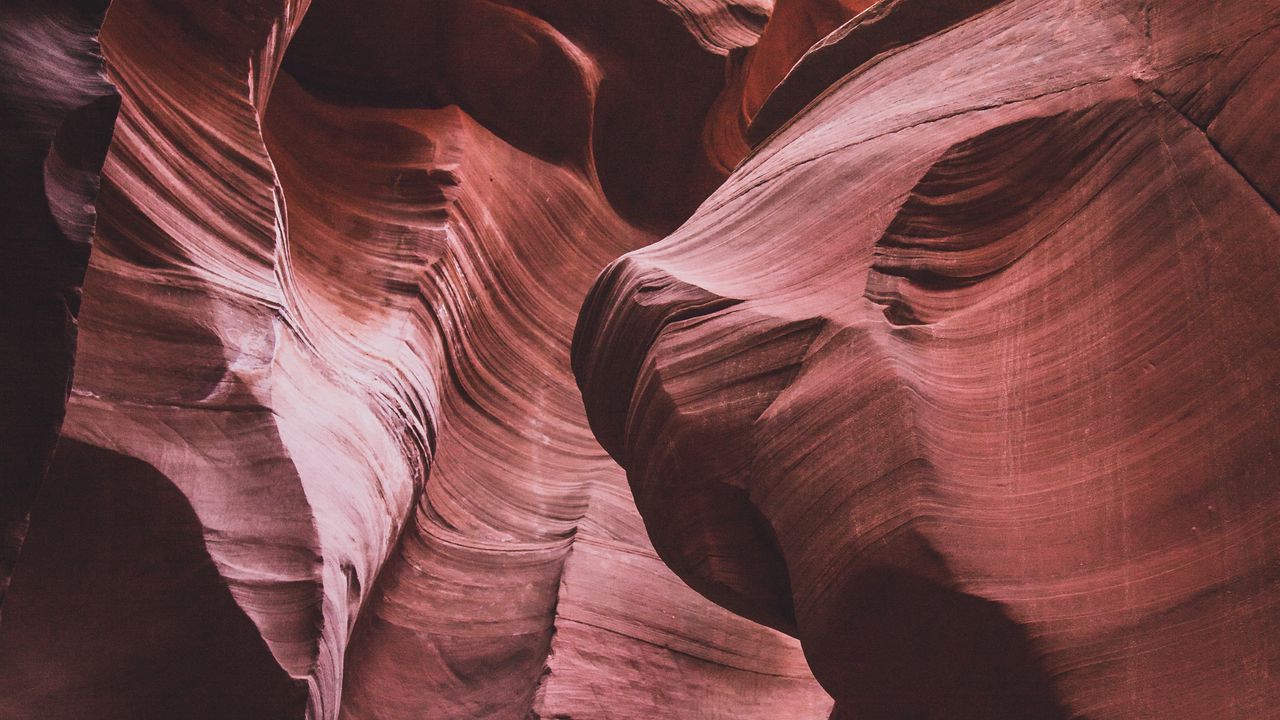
576, 0, 1280, 718
2, 0, 1277, 718
0, 0, 831, 718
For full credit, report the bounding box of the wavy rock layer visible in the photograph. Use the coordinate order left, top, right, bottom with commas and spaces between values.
6, 0, 1277, 717
0, 0, 832, 718
576, 0, 1280, 718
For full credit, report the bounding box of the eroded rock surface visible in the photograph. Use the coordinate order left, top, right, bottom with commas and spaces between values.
3, 0, 1278, 718
1, 0, 832, 718
575, 0, 1280, 718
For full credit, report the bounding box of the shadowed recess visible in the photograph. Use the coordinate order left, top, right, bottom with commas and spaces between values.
0, 440, 307, 720
811, 569, 1072, 720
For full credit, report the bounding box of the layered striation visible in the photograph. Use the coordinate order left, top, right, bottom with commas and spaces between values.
3, 0, 1277, 718
0, 0, 833, 718
575, 0, 1280, 718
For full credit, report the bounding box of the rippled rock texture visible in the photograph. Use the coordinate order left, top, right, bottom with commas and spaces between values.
1, 0, 1277, 718
0, 0, 832, 718
576, 0, 1280, 718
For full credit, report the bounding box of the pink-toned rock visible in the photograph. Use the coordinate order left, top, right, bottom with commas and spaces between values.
0, 1, 830, 718
4, 0, 1276, 717
575, 0, 1280, 718
703, 0, 873, 172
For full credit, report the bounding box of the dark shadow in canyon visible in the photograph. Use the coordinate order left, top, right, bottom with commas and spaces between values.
0, 439, 307, 720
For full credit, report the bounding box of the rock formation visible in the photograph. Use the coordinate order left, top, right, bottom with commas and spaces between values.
0, 0, 118, 619
0, 0, 1277, 718
575, 0, 1280, 718
1, 1, 828, 718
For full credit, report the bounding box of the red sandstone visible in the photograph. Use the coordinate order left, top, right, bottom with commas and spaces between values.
1, 1, 1277, 718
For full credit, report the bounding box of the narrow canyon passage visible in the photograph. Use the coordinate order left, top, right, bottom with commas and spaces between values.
2, 0, 832, 718
2, 1, 1278, 719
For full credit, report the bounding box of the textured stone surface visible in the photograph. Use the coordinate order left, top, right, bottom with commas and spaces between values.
3, 0, 1277, 717
0, 1, 829, 718
575, 0, 1280, 718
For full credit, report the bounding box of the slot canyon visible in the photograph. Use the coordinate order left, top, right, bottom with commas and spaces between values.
1, 0, 1277, 718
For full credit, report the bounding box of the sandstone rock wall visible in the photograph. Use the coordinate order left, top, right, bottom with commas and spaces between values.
2, 0, 1277, 718
1, 1, 833, 718
574, 0, 1280, 717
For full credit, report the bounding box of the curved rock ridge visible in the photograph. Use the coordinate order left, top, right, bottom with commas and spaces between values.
280, 0, 772, 232
0, 0, 838, 718
703, 0, 875, 173
575, 0, 1280, 718
6, 0, 1276, 716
